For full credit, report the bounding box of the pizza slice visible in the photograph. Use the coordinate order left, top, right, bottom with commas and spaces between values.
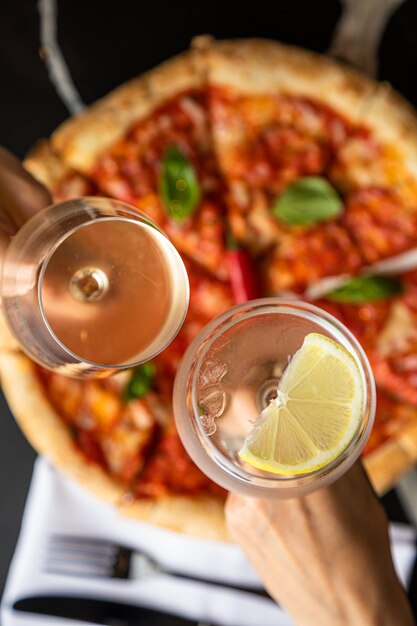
49, 50, 229, 280
204, 39, 417, 293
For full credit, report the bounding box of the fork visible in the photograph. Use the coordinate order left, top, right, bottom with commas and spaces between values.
44, 534, 271, 600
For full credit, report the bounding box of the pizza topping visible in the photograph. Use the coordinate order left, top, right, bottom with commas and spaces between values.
178, 96, 208, 147
372, 354, 417, 407
134, 426, 225, 498
126, 399, 155, 430
229, 187, 281, 252
53, 172, 98, 202
227, 236, 262, 303
328, 136, 382, 191
184, 258, 234, 318
342, 187, 417, 264
85, 385, 121, 431
364, 249, 417, 278
326, 275, 404, 303
317, 298, 391, 350
377, 302, 417, 357
100, 420, 156, 482
264, 222, 362, 293
76, 430, 107, 467
159, 145, 201, 221
123, 362, 156, 402
272, 176, 343, 226
363, 391, 417, 455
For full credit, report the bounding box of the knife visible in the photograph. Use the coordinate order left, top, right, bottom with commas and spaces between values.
13, 595, 215, 626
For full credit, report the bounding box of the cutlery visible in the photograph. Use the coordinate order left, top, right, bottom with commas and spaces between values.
44, 534, 270, 599
328, 0, 405, 77
13, 595, 215, 626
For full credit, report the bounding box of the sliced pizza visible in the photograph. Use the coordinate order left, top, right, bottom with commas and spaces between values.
3, 38, 417, 540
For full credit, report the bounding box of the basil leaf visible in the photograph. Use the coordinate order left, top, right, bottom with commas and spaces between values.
326, 275, 404, 303
123, 362, 155, 402
159, 145, 201, 221
272, 176, 343, 226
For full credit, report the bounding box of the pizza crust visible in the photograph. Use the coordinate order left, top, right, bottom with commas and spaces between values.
120, 495, 227, 540
364, 423, 417, 495
203, 39, 379, 121
0, 352, 228, 539
24, 140, 74, 190
51, 49, 207, 173
356, 83, 417, 176
0, 353, 124, 502
0, 313, 20, 352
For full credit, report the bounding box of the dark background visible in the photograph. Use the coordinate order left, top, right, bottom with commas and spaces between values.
1, 0, 417, 608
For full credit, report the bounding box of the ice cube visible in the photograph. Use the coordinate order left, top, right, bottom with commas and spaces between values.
198, 359, 227, 389
198, 389, 228, 436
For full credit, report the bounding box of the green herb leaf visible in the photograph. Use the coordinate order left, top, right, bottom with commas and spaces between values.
159, 145, 201, 221
272, 176, 343, 226
326, 275, 404, 303
123, 362, 155, 402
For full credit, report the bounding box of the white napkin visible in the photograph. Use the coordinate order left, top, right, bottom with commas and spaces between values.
2, 457, 416, 626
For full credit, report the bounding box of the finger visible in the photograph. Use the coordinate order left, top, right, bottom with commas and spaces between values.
0, 147, 52, 231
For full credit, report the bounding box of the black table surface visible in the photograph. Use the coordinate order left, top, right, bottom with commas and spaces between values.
1, 0, 417, 610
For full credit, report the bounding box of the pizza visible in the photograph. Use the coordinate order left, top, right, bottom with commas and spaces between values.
2, 38, 417, 539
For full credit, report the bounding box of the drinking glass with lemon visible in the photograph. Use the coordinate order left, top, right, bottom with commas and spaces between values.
173, 299, 375, 498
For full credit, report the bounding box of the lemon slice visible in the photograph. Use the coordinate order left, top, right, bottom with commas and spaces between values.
238, 333, 363, 475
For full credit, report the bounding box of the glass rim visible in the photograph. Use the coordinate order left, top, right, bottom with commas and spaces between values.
175, 298, 376, 496
36, 214, 190, 370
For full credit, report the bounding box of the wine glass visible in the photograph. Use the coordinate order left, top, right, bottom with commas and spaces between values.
173, 299, 375, 497
1, 197, 189, 377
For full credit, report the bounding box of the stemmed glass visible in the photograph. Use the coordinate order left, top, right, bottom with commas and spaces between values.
1, 197, 189, 377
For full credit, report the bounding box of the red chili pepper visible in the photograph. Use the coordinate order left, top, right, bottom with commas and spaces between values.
76, 430, 107, 468
227, 236, 262, 303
